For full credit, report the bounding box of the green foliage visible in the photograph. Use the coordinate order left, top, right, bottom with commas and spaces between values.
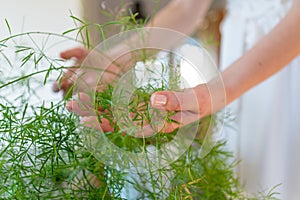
0, 102, 110, 199
0, 3, 279, 200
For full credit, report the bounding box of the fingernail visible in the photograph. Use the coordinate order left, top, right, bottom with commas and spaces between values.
65, 102, 72, 110
151, 94, 167, 106
52, 82, 59, 92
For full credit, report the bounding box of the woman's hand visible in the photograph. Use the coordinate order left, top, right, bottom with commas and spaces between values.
147, 80, 225, 135
52, 47, 122, 97
65, 81, 226, 136
147, 84, 213, 134
52, 47, 88, 97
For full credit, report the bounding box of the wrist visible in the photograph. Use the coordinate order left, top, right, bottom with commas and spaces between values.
194, 78, 227, 117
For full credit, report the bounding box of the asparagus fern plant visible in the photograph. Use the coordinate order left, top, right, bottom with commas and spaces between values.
0, 3, 279, 200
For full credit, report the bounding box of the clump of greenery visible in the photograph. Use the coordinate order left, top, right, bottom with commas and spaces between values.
87, 78, 278, 199
0, 3, 279, 200
0, 102, 111, 199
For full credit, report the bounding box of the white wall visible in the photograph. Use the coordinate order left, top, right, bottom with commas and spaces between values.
0, 0, 82, 37
0, 0, 82, 104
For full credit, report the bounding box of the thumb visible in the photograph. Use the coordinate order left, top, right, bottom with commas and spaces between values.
150, 90, 199, 111
60, 47, 89, 60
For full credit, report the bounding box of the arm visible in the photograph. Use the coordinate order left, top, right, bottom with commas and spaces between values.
224, 0, 300, 104
150, 0, 300, 132
104, 0, 213, 69
114, 0, 213, 59
146, 0, 212, 35
54, 0, 212, 94
62, 0, 214, 133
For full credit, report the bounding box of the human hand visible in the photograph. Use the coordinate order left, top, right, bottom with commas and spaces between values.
52, 47, 88, 97
66, 92, 115, 133
66, 82, 225, 137
52, 47, 122, 97
146, 80, 225, 135
147, 84, 213, 134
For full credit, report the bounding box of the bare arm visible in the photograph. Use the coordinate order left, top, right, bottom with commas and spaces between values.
112, 0, 213, 63
224, 0, 300, 104
55, 0, 212, 94
146, 0, 213, 35
67, 0, 300, 134
151, 0, 300, 125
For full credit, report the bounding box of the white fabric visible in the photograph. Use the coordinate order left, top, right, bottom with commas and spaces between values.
220, 0, 300, 199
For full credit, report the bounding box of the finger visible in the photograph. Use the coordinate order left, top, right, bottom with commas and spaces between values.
135, 124, 156, 138
138, 116, 180, 136
66, 100, 94, 116
150, 90, 199, 112
80, 116, 114, 133
55, 47, 88, 93
136, 112, 181, 137
73, 91, 104, 111
66, 93, 98, 116
169, 111, 200, 128
52, 67, 78, 93
53, 48, 89, 95
157, 111, 201, 134
52, 81, 60, 93
52, 79, 73, 94
60, 47, 89, 60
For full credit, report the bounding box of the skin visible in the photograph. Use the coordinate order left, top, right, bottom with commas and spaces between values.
53, 0, 212, 95
153, 0, 300, 116
57, 0, 300, 135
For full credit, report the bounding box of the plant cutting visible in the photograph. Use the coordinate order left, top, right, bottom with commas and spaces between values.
0, 6, 279, 200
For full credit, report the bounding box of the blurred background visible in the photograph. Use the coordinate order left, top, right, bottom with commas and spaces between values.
1, 1, 299, 199
0, 0, 225, 64
0, 0, 81, 38
0, 0, 226, 105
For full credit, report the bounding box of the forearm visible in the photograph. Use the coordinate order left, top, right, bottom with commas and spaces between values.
111, 0, 213, 73
223, 1, 300, 105
146, 0, 212, 35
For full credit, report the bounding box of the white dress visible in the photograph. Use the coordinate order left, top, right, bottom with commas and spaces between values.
220, 0, 300, 199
